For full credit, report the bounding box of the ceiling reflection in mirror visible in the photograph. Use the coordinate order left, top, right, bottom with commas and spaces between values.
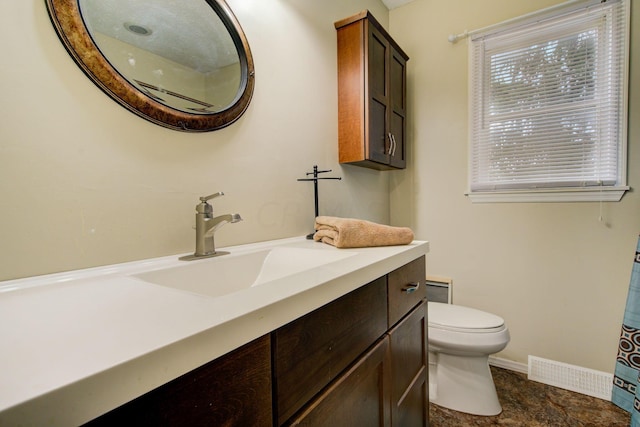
79, 0, 241, 114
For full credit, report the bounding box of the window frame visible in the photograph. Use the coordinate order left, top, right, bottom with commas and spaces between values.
467, 0, 630, 203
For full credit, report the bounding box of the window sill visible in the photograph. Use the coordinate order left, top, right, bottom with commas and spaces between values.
466, 187, 630, 203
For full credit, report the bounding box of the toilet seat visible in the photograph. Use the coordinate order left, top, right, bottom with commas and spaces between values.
428, 302, 505, 333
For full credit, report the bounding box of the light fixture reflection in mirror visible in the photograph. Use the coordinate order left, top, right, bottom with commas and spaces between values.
46, 0, 255, 132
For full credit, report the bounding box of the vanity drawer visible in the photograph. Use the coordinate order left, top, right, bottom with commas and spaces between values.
387, 255, 426, 327
273, 277, 388, 425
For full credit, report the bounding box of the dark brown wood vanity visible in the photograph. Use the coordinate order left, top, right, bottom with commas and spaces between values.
84, 256, 427, 426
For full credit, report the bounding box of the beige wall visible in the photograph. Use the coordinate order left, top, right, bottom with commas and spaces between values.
389, 0, 640, 374
0, 0, 391, 281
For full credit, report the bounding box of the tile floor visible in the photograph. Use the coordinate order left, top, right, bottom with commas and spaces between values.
428, 366, 630, 426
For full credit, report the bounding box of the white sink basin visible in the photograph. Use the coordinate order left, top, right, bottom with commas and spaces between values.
132, 247, 356, 298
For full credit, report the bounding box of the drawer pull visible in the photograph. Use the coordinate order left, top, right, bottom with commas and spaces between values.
402, 282, 420, 293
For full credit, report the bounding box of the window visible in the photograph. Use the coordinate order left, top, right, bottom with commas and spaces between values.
468, 0, 629, 202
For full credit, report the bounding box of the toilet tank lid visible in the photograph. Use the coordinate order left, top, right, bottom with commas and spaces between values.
428, 302, 505, 330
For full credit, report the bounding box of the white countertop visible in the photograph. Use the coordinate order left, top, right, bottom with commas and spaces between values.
0, 237, 428, 426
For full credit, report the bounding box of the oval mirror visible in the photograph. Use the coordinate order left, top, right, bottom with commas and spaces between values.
46, 0, 255, 132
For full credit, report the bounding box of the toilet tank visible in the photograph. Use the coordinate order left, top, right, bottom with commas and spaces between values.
426, 276, 452, 304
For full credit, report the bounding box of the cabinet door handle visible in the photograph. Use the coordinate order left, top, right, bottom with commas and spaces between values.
387, 133, 393, 155
390, 134, 397, 156
402, 282, 420, 293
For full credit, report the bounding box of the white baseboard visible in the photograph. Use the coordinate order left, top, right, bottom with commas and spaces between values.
488, 356, 528, 374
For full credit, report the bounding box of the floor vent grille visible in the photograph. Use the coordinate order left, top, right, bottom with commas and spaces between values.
528, 356, 612, 401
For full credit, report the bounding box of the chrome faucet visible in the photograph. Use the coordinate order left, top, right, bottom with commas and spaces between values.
180, 192, 242, 261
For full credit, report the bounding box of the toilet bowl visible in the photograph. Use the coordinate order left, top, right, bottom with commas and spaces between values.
428, 302, 510, 416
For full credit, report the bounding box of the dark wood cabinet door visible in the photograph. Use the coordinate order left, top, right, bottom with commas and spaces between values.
388, 47, 407, 169
368, 24, 391, 165
286, 337, 392, 427
389, 302, 428, 427
273, 277, 388, 425
84, 335, 272, 427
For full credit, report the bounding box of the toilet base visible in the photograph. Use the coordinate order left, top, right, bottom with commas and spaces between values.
429, 352, 502, 416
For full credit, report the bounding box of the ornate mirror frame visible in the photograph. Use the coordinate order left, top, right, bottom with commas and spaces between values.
45, 0, 255, 132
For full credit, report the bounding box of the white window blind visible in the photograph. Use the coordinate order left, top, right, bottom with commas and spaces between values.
469, 0, 629, 202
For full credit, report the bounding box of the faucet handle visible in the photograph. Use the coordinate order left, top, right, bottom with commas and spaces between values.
197, 192, 224, 215
200, 192, 224, 203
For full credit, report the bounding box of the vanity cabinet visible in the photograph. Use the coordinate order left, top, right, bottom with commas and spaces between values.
278, 255, 427, 426
84, 256, 426, 427
335, 11, 409, 170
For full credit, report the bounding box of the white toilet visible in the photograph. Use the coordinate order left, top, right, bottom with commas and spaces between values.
428, 302, 510, 416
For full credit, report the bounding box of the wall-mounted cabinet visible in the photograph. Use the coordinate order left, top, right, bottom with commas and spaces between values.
335, 11, 409, 170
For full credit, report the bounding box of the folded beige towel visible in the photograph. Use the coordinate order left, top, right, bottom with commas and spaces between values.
313, 216, 414, 248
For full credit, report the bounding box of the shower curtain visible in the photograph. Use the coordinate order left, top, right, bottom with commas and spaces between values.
612, 235, 640, 426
